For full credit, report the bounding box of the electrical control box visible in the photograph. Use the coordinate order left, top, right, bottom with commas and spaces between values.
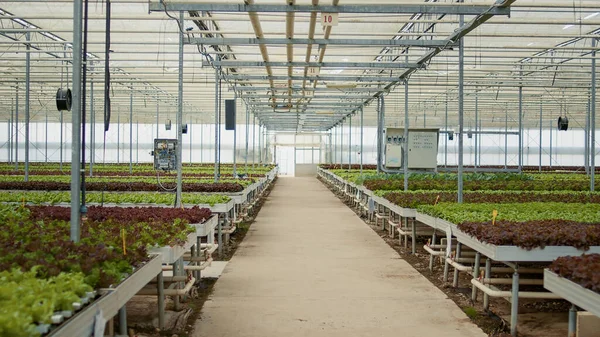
384, 128, 439, 170
384, 129, 404, 168
153, 138, 178, 171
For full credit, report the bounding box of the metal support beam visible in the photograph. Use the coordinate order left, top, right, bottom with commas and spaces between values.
176, 10, 184, 205
214, 60, 419, 69
539, 100, 542, 172
90, 79, 95, 176
45, 110, 48, 162
245, 106, 249, 173
59, 109, 62, 171
458, 9, 465, 203
404, 78, 409, 192
225, 74, 425, 82
549, 120, 553, 167
348, 116, 352, 170
150, 3, 511, 16
14, 87, 18, 170
333, 125, 337, 164
258, 124, 262, 165
129, 86, 133, 174
25, 32, 30, 181
474, 95, 478, 169
510, 267, 520, 336
70, 0, 83, 242
505, 107, 508, 168
444, 93, 448, 167
592, 37, 596, 192
214, 63, 220, 181
187, 37, 453, 48
360, 107, 363, 173
586, 98, 590, 175
340, 121, 344, 165
518, 74, 523, 173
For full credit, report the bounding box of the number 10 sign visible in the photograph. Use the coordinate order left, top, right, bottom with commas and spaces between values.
321, 12, 339, 26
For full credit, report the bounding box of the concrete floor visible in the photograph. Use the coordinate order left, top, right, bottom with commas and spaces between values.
193, 177, 487, 337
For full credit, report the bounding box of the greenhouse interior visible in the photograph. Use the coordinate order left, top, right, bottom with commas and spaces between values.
1, 1, 600, 337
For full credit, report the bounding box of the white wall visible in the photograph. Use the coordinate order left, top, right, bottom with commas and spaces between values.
0, 121, 596, 168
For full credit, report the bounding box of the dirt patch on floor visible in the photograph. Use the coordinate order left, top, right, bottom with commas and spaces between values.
318, 176, 569, 337
125, 179, 278, 337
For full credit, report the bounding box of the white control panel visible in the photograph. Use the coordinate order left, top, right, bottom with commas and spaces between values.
384, 128, 439, 170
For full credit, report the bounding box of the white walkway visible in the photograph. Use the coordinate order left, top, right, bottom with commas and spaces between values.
193, 177, 486, 337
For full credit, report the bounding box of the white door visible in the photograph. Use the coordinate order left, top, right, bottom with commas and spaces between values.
276, 146, 295, 176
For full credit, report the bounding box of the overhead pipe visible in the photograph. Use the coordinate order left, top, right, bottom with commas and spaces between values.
301, 0, 318, 91
244, 0, 275, 101
286, 0, 295, 106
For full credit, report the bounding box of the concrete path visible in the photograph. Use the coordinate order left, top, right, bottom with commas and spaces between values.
193, 177, 486, 337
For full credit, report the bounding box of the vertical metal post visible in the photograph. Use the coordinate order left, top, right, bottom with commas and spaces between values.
15, 84, 19, 170
252, 115, 256, 168
45, 111, 48, 162
117, 114, 120, 164
71, 0, 83, 242
474, 94, 478, 169
591, 37, 596, 192
445, 93, 448, 167
539, 100, 543, 172
333, 126, 337, 164
218, 83, 222, 178
201, 123, 204, 163
348, 115, 352, 169
118, 307, 127, 336
510, 266, 520, 336
136, 120, 139, 164
60, 110, 63, 170
214, 63, 219, 181
340, 120, 344, 166
156, 95, 159, 139
258, 124, 262, 165
457, 10, 464, 203
176, 11, 184, 206
25, 32, 30, 181
586, 98, 590, 175
484, 258, 491, 310
453, 242, 462, 287
129, 86, 133, 174
505, 107, 508, 169
245, 106, 249, 173
233, 103, 237, 175
157, 271, 165, 330
549, 120, 553, 167
404, 77, 409, 192
328, 131, 332, 164
471, 252, 481, 301
189, 121, 192, 164
7, 119, 10, 163
8, 100, 12, 164
90, 79, 95, 176
568, 305, 577, 337
518, 84, 523, 173
360, 107, 363, 173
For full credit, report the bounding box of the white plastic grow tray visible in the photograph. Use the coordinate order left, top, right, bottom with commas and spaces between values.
148, 232, 197, 264
192, 215, 218, 237
452, 228, 600, 262
49, 254, 162, 337
544, 270, 600, 317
